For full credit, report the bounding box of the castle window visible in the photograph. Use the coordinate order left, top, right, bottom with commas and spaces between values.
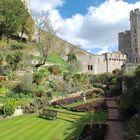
88, 65, 90, 70
135, 48, 137, 52
135, 38, 137, 43
91, 65, 93, 70
136, 57, 138, 63
88, 65, 93, 71
134, 28, 136, 33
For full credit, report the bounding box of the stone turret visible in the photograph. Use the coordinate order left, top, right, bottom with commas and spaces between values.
130, 8, 140, 63
118, 30, 131, 62
119, 8, 140, 64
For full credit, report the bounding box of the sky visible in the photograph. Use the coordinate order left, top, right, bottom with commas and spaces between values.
30, 0, 140, 54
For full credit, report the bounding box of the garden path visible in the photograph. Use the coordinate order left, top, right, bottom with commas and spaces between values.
105, 96, 124, 140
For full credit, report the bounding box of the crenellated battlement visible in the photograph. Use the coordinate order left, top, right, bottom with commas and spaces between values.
130, 8, 140, 18
118, 30, 131, 37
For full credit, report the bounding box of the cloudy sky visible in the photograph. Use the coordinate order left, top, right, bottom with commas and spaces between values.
30, 0, 140, 54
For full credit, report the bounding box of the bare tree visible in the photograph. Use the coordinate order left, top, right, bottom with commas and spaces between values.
33, 11, 56, 70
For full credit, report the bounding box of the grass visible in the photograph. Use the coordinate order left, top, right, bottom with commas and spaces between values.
47, 54, 69, 72
0, 108, 108, 140
0, 108, 86, 140
52, 91, 66, 97
0, 97, 6, 104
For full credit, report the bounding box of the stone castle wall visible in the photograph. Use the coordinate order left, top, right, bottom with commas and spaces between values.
104, 52, 126, 73
122, 63, 139, 72
76, 50, 126, 74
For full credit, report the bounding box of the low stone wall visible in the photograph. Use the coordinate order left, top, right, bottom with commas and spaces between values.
51, 88, 99, 103
122, 63, 140, 72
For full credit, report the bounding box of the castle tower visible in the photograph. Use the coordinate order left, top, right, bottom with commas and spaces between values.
118, 30, 132, 62
130, 9, 140, 63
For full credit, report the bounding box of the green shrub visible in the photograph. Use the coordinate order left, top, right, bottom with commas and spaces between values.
89, 73, 113, 84
118, 90, 139, 119
7, 91, 32, 99
49, 80, 64, 92
33, 67, 49, 85
6, 51, 23, 71
0, 54, 3, 65
15, 72, 33, 93
110, 85, 121, 95
0, 85, 9, 96
48, 65, 61, 75
123, 72, 135, 90
125, 113, 140, 140
0, 66, 8, 76
2, 99, 22, 116
0, 105, 3, 115
10, 41, 26, 50
93, 83, 103, 89
33, 72, 44, 85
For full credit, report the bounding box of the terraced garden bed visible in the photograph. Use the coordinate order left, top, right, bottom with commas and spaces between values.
51, 89, 104, 107
70, 101, 107, 112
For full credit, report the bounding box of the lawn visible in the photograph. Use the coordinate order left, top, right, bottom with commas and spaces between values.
0, 108, 87, 140
47, 53, 69, 72
0, 107, 108, 140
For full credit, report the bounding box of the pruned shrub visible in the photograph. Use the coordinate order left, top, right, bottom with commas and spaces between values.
2, 99, 22, 116
39, 109, 57, 120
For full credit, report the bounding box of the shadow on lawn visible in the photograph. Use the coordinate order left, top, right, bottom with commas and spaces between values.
63, 110, 108, 140
56, 110, 84, 117
63, 113, 91, 140
57, 116, 75, 123
57, 110, 85, 123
